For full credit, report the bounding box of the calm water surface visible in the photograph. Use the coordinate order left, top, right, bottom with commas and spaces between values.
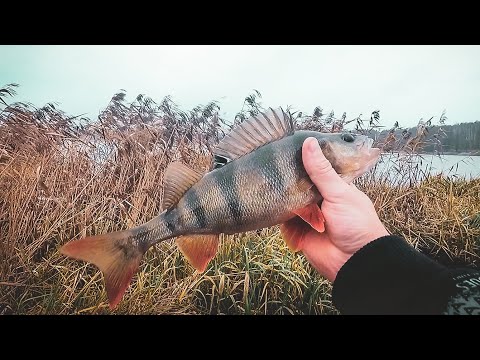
368, 154, 480, 185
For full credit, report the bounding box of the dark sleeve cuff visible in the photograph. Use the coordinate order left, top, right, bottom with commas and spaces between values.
332, 235, 458, 314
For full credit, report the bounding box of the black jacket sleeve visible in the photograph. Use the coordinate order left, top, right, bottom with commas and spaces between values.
331, 235, 480, 315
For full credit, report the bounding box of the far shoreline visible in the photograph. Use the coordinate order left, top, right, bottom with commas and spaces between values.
380, 151, 480, 157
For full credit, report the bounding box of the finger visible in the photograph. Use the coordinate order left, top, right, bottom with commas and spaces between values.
302, 137, 350, 201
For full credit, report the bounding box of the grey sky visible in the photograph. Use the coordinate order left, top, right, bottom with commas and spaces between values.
1, 45, 479, 129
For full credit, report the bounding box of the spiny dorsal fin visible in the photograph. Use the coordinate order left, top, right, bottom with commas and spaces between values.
162, 161, 203, 210
213, 107, 294, 162
176, 234, 220, 272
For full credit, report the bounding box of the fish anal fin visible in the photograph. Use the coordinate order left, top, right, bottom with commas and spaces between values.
163, 161, 203, 210
213, 107, 294, 161
293, 203, 325, 233
280, 216, 311, 252
176, 234, 220, 273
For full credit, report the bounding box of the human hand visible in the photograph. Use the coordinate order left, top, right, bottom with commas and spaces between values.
299, 137, 389, 282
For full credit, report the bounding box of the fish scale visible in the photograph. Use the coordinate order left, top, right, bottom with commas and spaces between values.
60, 107, 381, 309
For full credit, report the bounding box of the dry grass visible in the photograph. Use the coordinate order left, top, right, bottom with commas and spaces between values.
0, 150, 335, 315
1, 86, 479, 315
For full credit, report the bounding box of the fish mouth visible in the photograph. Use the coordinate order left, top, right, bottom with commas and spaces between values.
356, 136, 380, 156
339, 135, 382, 183
355, 136, 381, 173
356, 136, 372, 151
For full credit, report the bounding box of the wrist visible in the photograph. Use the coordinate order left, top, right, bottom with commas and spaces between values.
303, 243, 353, 282
326, 249, 354, 282
360, 226, 390, 250
331, 228, 389, 282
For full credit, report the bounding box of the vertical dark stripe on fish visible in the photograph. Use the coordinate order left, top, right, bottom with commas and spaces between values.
294, 147, 308, 178
162, 209, 176, 234
185, 189, 207, 228
165, 221, 176, 233
215, 167, 243, 226
165, 219, 176, 234
260, 144, 287, 196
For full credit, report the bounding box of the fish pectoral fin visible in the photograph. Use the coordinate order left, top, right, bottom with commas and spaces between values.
176, 234, 220, 273
293, 203, 325, 233
280, 216, 312, 252
213, 107, 294, 162
162, 162, 204, 210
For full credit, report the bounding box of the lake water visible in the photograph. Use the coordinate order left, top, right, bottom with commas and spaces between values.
367, 153, 480, 185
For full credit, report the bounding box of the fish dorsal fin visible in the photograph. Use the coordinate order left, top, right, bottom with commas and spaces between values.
214, 107, 294, 162
162, 161, 203, 210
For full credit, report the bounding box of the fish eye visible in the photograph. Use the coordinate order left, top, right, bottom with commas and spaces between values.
341, 133, 355, 143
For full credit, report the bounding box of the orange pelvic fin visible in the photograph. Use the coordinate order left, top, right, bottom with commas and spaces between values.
293, 203, 325, 233
60, 229, 145, 310
280, 216, 312, 252
176, 234, 220, 272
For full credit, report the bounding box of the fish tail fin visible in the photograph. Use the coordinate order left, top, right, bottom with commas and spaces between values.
60, 227, 147, 309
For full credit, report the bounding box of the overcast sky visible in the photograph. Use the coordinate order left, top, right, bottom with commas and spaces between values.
1, 45, 479, 129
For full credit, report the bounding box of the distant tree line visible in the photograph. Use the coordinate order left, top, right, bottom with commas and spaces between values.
372, 121, 480, 154
436, 121, 480, 153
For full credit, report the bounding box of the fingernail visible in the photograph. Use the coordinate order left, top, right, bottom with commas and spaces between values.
307, 138, 319, 154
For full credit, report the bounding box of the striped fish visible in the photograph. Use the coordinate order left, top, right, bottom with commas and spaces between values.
61, 107, 380, 309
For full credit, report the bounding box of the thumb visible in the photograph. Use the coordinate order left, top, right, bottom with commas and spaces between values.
302, 137, 350, 201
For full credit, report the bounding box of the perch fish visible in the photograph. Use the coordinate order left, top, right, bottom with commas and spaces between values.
61, 107, 381, 308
